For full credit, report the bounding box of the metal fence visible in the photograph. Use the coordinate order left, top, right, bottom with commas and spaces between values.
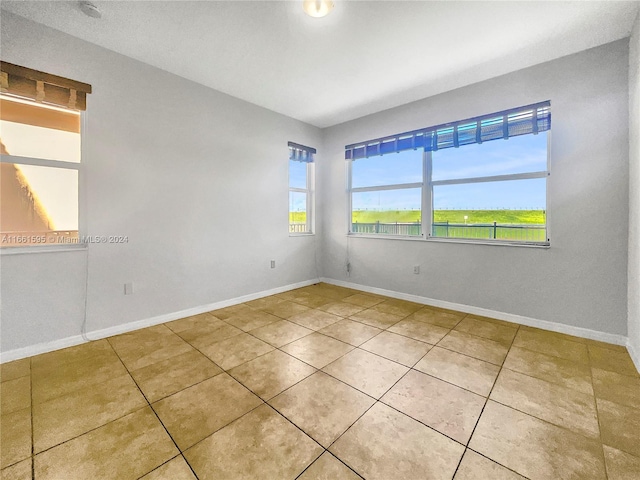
351, 222, 422, 236
289, 223, 309, 233
432, 222, 546, 242
348, 221, 546, 242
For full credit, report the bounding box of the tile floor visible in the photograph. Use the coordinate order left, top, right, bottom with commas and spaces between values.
1, 282, 639, 479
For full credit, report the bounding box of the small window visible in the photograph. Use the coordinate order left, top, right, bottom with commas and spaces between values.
0, 62, 91, 248
346, 102, 550, 245
288, 142, 315, 234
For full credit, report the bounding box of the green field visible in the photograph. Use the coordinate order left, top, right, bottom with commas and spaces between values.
290, 210, 546, 224
350, 210, 545, 225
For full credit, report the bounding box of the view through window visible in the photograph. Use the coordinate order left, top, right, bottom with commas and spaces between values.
0, 95, 81, 246
288, 142, 315, 234
348, 104, 550, 244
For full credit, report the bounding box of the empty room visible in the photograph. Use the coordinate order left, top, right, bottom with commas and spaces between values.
1, 1, 639, 479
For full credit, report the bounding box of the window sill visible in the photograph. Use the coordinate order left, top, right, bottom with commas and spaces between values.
347, 233, 550, 248
0, 244, 88, 256
289, 232, 315, 237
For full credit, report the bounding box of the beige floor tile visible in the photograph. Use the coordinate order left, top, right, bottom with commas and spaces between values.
330, 402, 464, 480
171, 319, 231, 343
228, 349, 316, 400
408, 307, 465, 329
350, 309, 404, 329
342, 293, 386, 308
32, 347, 128, 405
130, 349, 223, 402
388, 319, 450, 344
152, 373, 261, 450
34, 406, 177, 480
31, 339, 112, 371
181, 324, 243, 349
597, 398, 640, 457
184, 404, 323, 480
298, 452, 362, 480
592, 368, 640, 408
108, 325, 193, 371
454, 317, 517, 346
33, 374, 147, 453
438, 330, 509, 365
586, 339, 629, 353
288, 309, 343, 330
0, 458, 31, 480
244, 296, 287, 310
322, 349, 409, 399
466, 315, 519, 329
602, 445, 640, 480
309, 283, 358, 299
503, 346, 594, 395
250, 320, 313, 347
261, 300, 311, 319
164, 313, 224, 334
382, 370, 485, 444
139, 456, 197, 480
589, 345, 639, 377
370, 299, 422, 317
470, 401, 606, 479
281, 333, 354, 369
0, 359, 29, 383
318, 319, 382, 346
414, 347, 500, 396
224, 309, 281, 332
318, 301, 366, 317
0, 408, 31, 469
279, 292, 335, 309
490, 368, 599, 439
454, 450, 526, 479
199, 333, 274, 370
512, 328, 590, 364
0, 376, 30, 416
360, 331, 432, 367
270, 372, 375, 447
208, 303, 254, 320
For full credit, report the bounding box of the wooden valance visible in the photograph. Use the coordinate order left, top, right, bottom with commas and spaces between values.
0, 61, 92, 111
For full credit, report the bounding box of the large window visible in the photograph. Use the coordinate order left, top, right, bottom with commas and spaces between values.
0, 62, 91, 247
347, 102, 550, 245
288, 142, 315, 234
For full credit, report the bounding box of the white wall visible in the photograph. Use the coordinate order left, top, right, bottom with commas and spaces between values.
0, 12, 322, 354
629, 11, 640, 366
321, 40, 630, 336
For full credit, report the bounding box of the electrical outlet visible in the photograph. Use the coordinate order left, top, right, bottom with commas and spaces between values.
124, 282, 134, 295
270, 260, 276, 269
413, 265, 420, 274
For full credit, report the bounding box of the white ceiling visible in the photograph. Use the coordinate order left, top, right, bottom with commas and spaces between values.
2, 1, 639, 127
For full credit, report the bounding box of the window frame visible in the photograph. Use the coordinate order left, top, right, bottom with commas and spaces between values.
0, 94, 86, 252
347, 130, 551, 247
288, 147, 315, 236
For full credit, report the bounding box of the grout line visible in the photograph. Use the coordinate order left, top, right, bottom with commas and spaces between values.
587, 346, 610, 479
107, 342, 202, 480
449, 323, 520, 479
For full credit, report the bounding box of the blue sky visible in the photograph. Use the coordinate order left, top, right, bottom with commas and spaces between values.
289, 132, 547, 212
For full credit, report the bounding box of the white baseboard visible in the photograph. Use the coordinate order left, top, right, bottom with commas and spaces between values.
0, 278, 319, 364
627, 340, 640, 374
321, 277, 629, 347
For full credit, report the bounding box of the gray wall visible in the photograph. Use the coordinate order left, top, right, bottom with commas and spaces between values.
629, 11, 640, 361
321, 40, 630, 336
0, 12, 322, 352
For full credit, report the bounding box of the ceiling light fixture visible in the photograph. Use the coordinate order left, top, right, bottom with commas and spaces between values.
303, 0, 334, 18
78, 1, 102, 19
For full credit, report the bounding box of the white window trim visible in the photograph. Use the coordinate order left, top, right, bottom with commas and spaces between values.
289, 157, 315, 236
0, 107, 87, 254
347, 132, 551, 246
